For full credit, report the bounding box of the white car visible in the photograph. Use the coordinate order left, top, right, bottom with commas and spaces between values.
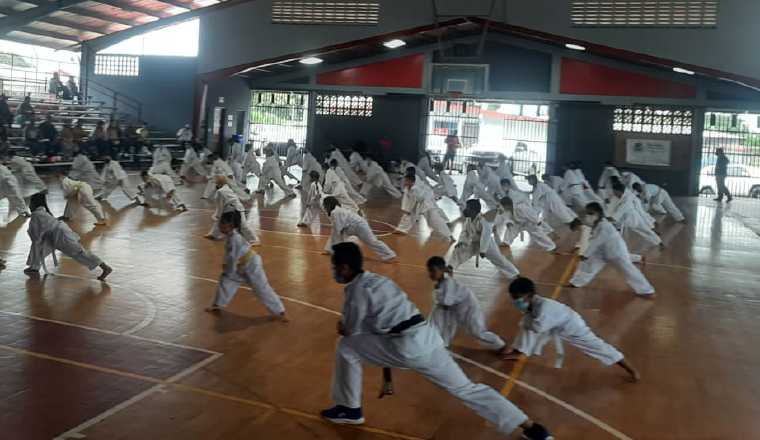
699, 164, 760, 198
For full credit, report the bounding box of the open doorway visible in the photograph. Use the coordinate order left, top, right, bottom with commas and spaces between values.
700, 111, 760, 198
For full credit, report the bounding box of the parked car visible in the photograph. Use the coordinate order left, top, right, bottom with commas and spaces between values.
699, 164, 760, 198
468, 142, 542, 174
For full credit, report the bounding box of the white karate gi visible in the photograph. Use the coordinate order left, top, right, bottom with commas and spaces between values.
210, 230, 285, 314
479, 166, 502, 196
531, 181, 577, 227
396, 182, 452, 239
207, 184, 258, 243
512, 295, 624, 367
298, 152, 324, 219
242, 149, 262, 178
139, 174, 185, 210
205, 159, 251, 200
229, 159, 245, 186
460, 171, 498, 210
61, 177, 105, 222
495, 202, 556, 252
331, 271, 528, 435
349, 152, 366, 174
621, 171, 644, 189
449, 214, 520, 278
325, 207, 396, 260
597, 166, 621, 191
179, 147, 208, 179
100, 160, 138, 201
417, 156, 438, 182
561, 169, 599, 210
495, 160, 514, 182
26, 207, 102, 272
569, 219, 655, 295
607, 189, 661, 247
8, 156, 46, 198
281, 145, 302, 183
324, 180, 361, 214
429, 275, 505, 350
433, 171, 458, 201
257, 156, 294, 196
176, 127, 193, 143
149, 146, 180, 183
640, 184, 684, 222
330, 149, 362, 187
360, 160, 402, 199
0, 164, 30, 216
299, 180, 323, 228
545, 175, 564, 192
69, 155, 104, 195
328, 167, 366, 205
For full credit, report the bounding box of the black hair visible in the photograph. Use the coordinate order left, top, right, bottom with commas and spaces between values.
219, 210, 241, 230
434, 162, 444, 172
500, 196, 514, 207
466, 164, 478, 172
29, 192, 53, 216
426, 256, 447, 270
632, 182, 643, 191
586, 202, 605, 216
405, 166, 416, 177
612, 182, 626, 193
609, 175, 621, 184
500, 178, 511, 186
465, 198, 481, 214
509, 277, 536, 298
405, 173, 416, 183
323, 196, 340, 211
332, 242, 363, 273
140, 170, 150, 178
309, 170, 320, 181
329, 159, 338, 167
527, 174, 538, 183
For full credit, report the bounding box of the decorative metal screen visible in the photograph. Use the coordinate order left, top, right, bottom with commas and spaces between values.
699, 111, 760, 198
613, 106, 694, 134
571, 1, 719, 27
315, 94, 373, 117
272, 1, 380, 25
249, 90, 310, 155
94, 55, 139, 77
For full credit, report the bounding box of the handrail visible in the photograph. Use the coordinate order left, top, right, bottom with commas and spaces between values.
87, 79, 143, 121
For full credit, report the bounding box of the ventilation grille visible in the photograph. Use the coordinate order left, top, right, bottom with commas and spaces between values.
94, 55, 139, 77
272, 1, 380, 25
571, 1, 719, 27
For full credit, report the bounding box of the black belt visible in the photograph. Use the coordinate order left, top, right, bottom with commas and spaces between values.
388, 314, 425, 335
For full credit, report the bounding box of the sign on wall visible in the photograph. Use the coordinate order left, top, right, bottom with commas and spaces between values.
625, 139, 672, 167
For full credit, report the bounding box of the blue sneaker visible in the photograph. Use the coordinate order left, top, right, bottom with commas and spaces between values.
522, 423, 554, 440
320, 405, 365, 425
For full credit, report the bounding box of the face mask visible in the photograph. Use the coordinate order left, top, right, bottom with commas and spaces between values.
584, 214, 599, 226
513, 297, 530, 313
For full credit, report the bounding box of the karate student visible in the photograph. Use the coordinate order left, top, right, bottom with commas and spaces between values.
242, 144, 262, 180
597, 162, 621, 200
99, 156, 139, 203
282, 140, 302, 184
205, 211, 287, 321
527, 175, 579, 230
24, 193, 112, 281
326, 159, 366, 206
359, 158, 402, 199
560, 162, 598, 210
321, 243, 553, 440
432, 163, 458, 203
479, 162, 502, 196
460, 165, 497, 209
449, 199, 520, 278
297, 170, 323, 229
149, 144, 181, 184
607, 182, 662, 249
6, 151, 46, 198
204, 153, 251, 201
323, 170, 362, 214
69, 151, 104, 196
417, 150, 438, 183
495, 154, 514, 181
0, 163, 31, 218
206, 176, 259, 244
179, 143, 208, 181
632, 182, 685, 223
59, 173, 106, 226
568, 202, 655, 296
620, 170, 645, 189
504, 277, 640, 382
349, 149, 366, 174
542, 173, 564, 193
256, 146, 295, 197
138, 171, 188, 212
427, 256, 506, 352
396, 174, 454, 241
322, 196, 396, 262
329, 146, 362, 187
496, 196, 556, 252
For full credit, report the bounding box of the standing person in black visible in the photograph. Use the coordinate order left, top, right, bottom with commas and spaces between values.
714, 148, 732, 202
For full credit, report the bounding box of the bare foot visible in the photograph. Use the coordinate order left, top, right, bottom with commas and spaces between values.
502, 350, 523, 361
24, 267, 40, 277
94, 220, 107, 226
279, 313, 290, 323
296, 223, 307, 228
97, 264, 113, 281
204, 234, 217, 240
629, 370, 641, 383
565, 283, 578, 288
205, 306, 221, 313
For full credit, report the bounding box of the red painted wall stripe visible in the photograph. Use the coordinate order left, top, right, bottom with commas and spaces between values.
560, 58, 696, 99
317, 54, 425, 88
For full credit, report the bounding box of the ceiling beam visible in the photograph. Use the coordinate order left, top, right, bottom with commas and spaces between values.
16, 27, 82, 42
20, 0, 143, 26
91, 0, 170, 19
153, 0, 195, 11
0, 0, 89, 35
0, 7, 106, 34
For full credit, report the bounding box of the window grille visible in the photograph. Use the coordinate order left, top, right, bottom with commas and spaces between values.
571, 1, 719, 27
94, 55, 139, 77
315, 94, 374, 117
272, 1, 380, 25
613, 106, 693, 134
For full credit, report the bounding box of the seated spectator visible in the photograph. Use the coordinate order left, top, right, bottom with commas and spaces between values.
67, 76, 79, 101
90, 121, 107, 156
38, 114, 59, 155
177, 124, 193, 145
60, 121, 76, 159
0, 95, 12, 126
48, 72, 63, 97
137, 121, 150, 146
23, 121, 41, 155
60, 85, 73, 101
15, 95, 35, 126
72, 120, 88, 145
106, 119, 122, 156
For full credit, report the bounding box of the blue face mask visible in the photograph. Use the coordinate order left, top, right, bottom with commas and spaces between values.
513, 297, 531, 313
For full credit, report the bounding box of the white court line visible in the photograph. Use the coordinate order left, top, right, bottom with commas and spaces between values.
188, 275, 634, 440
53, 352, 224, 440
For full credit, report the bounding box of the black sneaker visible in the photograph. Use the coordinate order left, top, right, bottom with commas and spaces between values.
320, 405, 365, 425
522, 423, 554, 440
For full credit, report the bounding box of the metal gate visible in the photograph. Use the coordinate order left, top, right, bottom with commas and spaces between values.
424, 98, 551, 180
700, 111, 760, 198
249, 90, 309, 155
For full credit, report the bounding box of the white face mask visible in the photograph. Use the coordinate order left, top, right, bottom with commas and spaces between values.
584, 214, 599, 226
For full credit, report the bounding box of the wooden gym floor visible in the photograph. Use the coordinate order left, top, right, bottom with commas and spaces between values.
1, 173, 759, 440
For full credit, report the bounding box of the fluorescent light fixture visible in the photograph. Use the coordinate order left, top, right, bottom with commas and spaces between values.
383, 39, 406, 49
299, 57, 323, 65
565, 43, 586, 51
673, 67, 695, 75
